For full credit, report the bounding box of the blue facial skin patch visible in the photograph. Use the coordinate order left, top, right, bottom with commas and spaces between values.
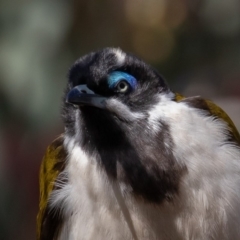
107, 71, 137, 91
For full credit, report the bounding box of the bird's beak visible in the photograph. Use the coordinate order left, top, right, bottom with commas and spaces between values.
66, 84, 107, 109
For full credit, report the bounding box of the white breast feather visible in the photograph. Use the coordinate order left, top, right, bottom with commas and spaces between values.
51, 95, 240, 240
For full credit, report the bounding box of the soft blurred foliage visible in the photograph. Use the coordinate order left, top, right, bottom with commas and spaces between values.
0, 0, 240, 239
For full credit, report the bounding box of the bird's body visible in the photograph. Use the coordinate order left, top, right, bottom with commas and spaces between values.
37, 48, 240, 240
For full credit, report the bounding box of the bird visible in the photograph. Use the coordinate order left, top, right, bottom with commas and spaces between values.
37, 47, 240, 240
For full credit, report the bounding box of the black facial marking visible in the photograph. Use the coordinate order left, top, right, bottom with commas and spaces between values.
62, 100, 76, 137
75, 108, 185, 203
62, 48, 185, 203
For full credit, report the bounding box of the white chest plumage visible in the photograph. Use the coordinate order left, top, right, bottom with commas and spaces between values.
51, 100, 240, 240
52, 146, 185, 240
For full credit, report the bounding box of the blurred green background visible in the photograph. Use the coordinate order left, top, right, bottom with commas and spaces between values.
0, 0, 240, 239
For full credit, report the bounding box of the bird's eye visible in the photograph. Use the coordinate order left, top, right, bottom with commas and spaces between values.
107, 71, 137, 94
116, 80, 130, 93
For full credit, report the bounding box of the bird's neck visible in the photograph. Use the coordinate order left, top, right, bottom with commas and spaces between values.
65, 109, 184, 204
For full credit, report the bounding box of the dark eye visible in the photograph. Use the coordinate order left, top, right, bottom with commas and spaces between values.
116, 80, 130, 93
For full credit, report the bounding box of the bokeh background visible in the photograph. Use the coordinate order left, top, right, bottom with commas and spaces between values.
0, 0, 240, 239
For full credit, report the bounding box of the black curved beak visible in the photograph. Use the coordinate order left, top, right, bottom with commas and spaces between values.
66, 85, 107, 109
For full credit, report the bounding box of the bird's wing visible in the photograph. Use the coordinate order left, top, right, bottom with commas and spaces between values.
37, 135, 67, 240
175, 93, 240, 145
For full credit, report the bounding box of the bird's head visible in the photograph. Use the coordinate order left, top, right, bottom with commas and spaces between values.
63, 47, 173, 130
62, 48, 184, 203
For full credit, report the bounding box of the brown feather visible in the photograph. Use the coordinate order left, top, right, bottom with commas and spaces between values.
37, 135, 67, 240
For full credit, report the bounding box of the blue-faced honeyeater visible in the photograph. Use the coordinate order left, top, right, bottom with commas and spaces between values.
37, 48, 240, 240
